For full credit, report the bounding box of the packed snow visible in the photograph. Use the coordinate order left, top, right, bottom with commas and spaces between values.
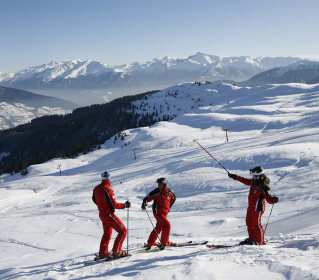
1, 82, 319, 280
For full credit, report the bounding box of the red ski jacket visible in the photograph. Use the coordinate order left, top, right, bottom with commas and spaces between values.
92, 180, 124, 216
234, 175, 276, 212
143, 187, 176, 216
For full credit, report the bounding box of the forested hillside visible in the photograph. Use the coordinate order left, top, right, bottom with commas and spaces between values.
0, 90, 161, 174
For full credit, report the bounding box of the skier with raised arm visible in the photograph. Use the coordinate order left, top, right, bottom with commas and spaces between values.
141, 177, 176, 250
228, 166, 279, 245
92, 171, 131, 259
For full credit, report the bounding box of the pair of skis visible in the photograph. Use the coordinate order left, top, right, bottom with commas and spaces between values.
87, 240, 208, 264
85, 253, 131, 265
146, 240, 208, 248
206, 244, 236, 249
205, 239, 280, 248
134, 240, 208, 253
174, 240, 207, 247
86, 240, 277, 265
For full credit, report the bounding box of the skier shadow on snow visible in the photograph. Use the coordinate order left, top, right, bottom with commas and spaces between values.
274, 239, 319, 251
0, 254, 94, 280
72, 251, 201, 279
0, 268, 15, 279
1, 251, 199, 280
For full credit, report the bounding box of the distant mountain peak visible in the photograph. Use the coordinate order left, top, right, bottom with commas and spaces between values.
245, 60, 319, 85
0, 53, 312, 105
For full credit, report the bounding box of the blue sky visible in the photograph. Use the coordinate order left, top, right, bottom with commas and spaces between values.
1, 0, 319, 72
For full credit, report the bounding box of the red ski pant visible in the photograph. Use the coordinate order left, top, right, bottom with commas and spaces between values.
246, 208, 265, 245
99, 214, 127, 256
147, 214, 171, 246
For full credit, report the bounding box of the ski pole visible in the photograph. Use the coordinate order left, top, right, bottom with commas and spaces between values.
127, 203, 129, 254
194, 140, 229, 173
144, 208, 164, 249
264, 204, 274, 240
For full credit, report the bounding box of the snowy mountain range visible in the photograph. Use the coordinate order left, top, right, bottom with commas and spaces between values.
1, 82, 319, 279
245, 60, 319, 86
0, 53, 304, 105
0, 86, 76, 130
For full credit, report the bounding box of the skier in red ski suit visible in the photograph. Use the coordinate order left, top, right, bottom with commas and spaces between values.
141, 177, 176, 249
92, 171, 131, 259
228, 166, 278, 245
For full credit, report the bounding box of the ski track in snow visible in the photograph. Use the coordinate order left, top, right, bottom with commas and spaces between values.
1, 83, 319, 279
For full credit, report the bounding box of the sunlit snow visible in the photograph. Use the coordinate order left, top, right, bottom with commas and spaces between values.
1, 82, 319, 279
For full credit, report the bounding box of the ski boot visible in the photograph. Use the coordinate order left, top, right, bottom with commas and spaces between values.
112, 250, 128, 258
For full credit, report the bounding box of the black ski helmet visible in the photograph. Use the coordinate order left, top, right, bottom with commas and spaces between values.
249, 166, 264, 176
156, 177, 168, 186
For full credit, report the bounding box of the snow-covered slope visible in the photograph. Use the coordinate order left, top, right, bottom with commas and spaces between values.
1, 82, 319, 279
0, 53, 304, 105
246, 60, 319, 85
0, 86, 76, 130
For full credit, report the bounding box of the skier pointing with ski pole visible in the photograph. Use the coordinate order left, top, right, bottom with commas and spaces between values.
194, 141, 279, 246
194, 140, 229, 173
141, 177, 176, 250
92, 171, 131, 260
228, 166, 279, 245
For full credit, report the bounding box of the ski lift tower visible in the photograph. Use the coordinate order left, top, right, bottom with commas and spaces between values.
57, 165, 62, 176
223, 129, 229, 142
132, 148, 137, 160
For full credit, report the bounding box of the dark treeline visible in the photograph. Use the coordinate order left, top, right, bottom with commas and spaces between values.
0, 90, 163, 175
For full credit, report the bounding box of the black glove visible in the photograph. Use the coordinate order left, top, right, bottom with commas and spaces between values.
141, 201, 147, 210
228, 172, 237, 180
124, 201, 131, 208
272, 196, 279, 204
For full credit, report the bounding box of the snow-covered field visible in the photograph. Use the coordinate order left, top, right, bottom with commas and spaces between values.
0, 102, 71, 130
1, 83, 319, 279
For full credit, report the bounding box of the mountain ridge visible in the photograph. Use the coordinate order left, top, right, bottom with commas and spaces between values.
0, 86, 76, 130
1, 53, 318, 106
245, 60, 319, 85
0, 53, 303, 90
